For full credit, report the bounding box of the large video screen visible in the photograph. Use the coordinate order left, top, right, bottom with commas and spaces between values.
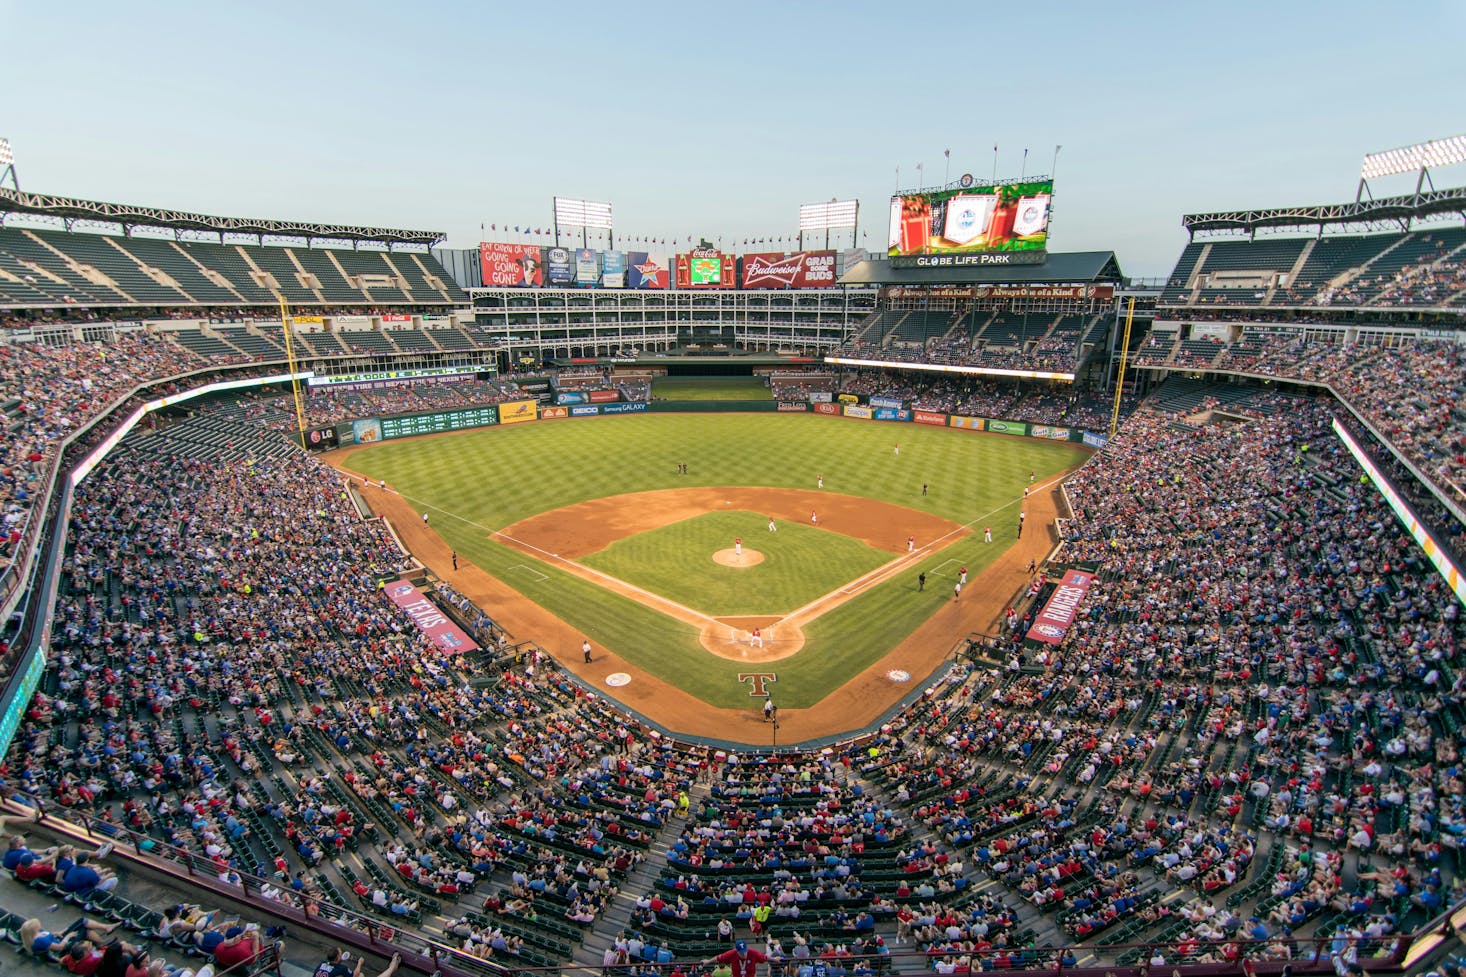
690, 255, 721, 285
887, 180, 1052, 267
674, 248, 736, 288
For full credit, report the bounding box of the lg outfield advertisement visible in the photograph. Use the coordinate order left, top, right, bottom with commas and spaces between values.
479, 242, 544, 287
887, 180, 1053, 261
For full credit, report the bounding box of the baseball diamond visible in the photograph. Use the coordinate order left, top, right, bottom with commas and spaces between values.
332, 411, 1088, 739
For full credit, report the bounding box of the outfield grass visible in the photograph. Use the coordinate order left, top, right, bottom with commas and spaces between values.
580, 510, 890, 615
346, 413, 1087, 710
652, 377, 771, 400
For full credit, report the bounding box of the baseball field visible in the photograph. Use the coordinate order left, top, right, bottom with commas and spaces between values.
333, 411, 1088, 740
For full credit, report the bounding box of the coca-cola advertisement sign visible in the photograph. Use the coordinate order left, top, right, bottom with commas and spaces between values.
1028, 570, 1095, 647
741, 251, 838, 289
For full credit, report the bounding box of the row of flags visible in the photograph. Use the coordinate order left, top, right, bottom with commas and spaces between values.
477, 224, 834, 247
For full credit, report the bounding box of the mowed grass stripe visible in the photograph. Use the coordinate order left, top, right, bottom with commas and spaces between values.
580, 511, 889, 616
347, 414, 1086, 710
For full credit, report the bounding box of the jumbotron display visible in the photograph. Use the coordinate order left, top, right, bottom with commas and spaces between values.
888, 179, 1053, 268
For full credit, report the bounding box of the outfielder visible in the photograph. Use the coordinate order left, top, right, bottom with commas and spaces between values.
984, 527, 993, 543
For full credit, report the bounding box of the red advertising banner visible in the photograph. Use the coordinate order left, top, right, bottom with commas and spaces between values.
383, 579, 480, 654
381, 313, 413, 323
1027, 570, 1095, 646
588, 389, 620, 403
914, 410, 948, 426
741, 251, 838, 289
814, 403, 839, 415
479, 242, 544, 288
541, 406, 569, 419
674, 248, 736, 289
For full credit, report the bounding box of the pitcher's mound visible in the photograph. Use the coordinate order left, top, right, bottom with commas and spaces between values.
712, 548, 764, 567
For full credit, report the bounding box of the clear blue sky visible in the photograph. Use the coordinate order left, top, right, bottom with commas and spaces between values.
4, 0, 1464, 276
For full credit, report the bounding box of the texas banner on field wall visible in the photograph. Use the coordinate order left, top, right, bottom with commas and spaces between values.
1027, 570, 1095, 646
498, 400, 539, 425
384, 580, 479, 654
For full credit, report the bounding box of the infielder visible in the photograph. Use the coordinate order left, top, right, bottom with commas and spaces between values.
735, 536, 742, 557
907, 535, 915, 553
984, 527, 993, 543
750, 627, 763, 648
817, 474, 824, 489
768, 517, 776, 533
811, 510, 818, 525
959, 566, 968, 585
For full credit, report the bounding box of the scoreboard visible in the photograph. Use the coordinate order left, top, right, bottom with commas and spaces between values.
378, 406, 500, 440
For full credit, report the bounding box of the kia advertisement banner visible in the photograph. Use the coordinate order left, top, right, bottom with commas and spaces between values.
545, 247, 575, 287
626, 252, 668, 289
574, 248, 600, 287
384, 579, 479, 654
1028, 570, 1095, 646
740, 250, 837, 289
480, 242, 544, 287
814, 403, 839, 415
601, 250, 626, 288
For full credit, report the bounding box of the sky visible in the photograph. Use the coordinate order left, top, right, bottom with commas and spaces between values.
3, 0, 1465, 277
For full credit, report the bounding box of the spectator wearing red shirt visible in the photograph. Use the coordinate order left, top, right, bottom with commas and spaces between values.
707, 941, 768, 977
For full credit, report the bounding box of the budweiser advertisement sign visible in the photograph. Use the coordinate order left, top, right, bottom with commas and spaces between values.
972, 285, 1114, 300
1028, 570, 1095, 646
741, 251, 837, 289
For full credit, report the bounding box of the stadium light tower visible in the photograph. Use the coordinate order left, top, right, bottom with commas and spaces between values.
1357, 134, 1466, 202
798, 199, 859, 250
553, 197, 614, 249
0, 138, 18, 191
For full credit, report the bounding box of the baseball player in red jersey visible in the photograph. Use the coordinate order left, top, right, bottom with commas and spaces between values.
735, 537, 742, 558
750, 627, 763, 648
907, 535, 915, 552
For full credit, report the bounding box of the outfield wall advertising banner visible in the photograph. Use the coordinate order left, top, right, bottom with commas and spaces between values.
303, 426, 339, 450
843, 404, 873, 419
498, 400, 539, 425
601, 250, 626, 288
480, 242, 544, 287
873, 408, 911, 421
914, 410, 948, 426
385, 579, 479, 654
949, 415, 985, 431
541, 406, 569, 419
571, 405, 601, 416
740, 250, 838, 289
1030, 425, 1072, 440
1082, 432, 1108, 449
588, 390, 620, 403
837, 393, 859, 404
600, 402, 647, 414
625, 252, 668, 289
814, 403, 839, 415
809, 392, 833, 403
556, 391, 587, 405
985, 419, 1028, 436
575, 248, 600, 286
545, 247, 575, 287
777, 402, 809, 412
869, 397, 904, 410
1028, 570, 1095, 647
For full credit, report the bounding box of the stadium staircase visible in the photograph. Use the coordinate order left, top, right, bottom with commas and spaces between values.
1271, 239, 1316, 304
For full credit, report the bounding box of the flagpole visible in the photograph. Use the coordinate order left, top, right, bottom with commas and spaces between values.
943, 150, 951, 189
991, 145, 998, 185
1051, 144, 1062, 182
1021, 148, 1029, 180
